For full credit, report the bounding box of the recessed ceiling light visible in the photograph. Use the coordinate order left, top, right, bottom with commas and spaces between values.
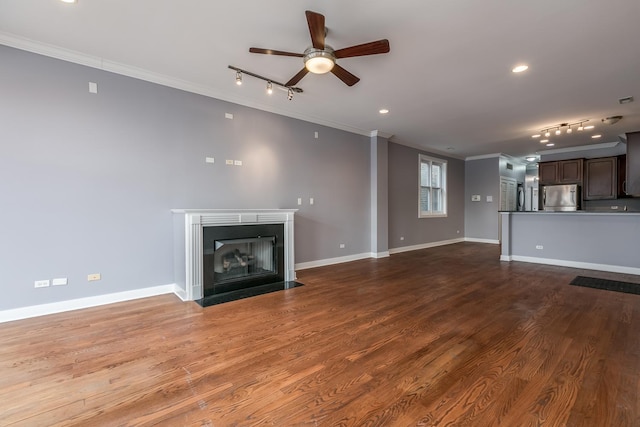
531, 134, 541, 139
546, 143, 555, 147
540, 139, 549, 143
526, 156, 537, 162
379, 109, 389, 114
591, 134, 602, 139
584, 125, 595, 130
512, 65, 529, 73
60, 0, 77, 3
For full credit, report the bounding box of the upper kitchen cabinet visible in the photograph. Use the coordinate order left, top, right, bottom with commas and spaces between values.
627, 131, 640, 196
538, 159, 583, 185
584, 157, 617, 200
539, 162, 558, 184
558, 159, 583, 183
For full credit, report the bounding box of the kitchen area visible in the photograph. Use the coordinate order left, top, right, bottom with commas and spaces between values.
500, 131, 640, 275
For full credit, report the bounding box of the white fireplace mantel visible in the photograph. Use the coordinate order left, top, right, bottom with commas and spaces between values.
171, 209, 297, 301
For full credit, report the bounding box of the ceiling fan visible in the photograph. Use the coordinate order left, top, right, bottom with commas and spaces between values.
249, 10, 390, 87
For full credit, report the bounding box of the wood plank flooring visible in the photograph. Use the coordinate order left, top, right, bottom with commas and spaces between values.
1, 242, 639, 426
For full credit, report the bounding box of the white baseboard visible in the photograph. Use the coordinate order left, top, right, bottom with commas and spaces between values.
388, 238, 465, 255
371, 251, 390, 259
0, 284, 178, 324
295, 252, 374, 270
507, 255, 640, 276
465, 237, 500, 244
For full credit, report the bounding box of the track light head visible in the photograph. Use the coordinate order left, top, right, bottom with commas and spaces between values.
235, 70, 242, 85
266, 81, 273, 95
287, 88, 294, 101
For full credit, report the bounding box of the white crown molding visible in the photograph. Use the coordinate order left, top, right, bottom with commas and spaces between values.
370, 130, 394, 139
0, 32, 375, 138
536, 141, 620, 155
465, 153, 503, 161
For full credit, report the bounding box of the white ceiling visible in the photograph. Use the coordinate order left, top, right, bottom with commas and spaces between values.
1, 0, 640, 160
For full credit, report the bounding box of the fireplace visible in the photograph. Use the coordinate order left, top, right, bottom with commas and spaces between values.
172, 209, 297, 302
202, 223, 284, 296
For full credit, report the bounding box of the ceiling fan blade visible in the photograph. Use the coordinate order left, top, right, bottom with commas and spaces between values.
334, 39, 390, 58
331, 64, 360, 86
286, 68, 310, 87
306, 10, 325, 50
249, 47, 304, 57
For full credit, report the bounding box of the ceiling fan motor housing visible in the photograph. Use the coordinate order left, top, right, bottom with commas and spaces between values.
304, 47, 336, 74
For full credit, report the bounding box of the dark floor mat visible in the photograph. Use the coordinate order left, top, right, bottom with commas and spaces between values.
196, 281, 304, 307
570, 276, 640, 295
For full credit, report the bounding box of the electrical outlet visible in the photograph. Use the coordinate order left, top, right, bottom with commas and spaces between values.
234, 160, 242, 166
400, 236, 404, 241
225, 159, 234, 165
87, 273, 101, 281
205, 157, 215, 164
339, 243, 345, 248
52, 278, 68, 286
536, 245, 543, 250
34, 279, 50, 288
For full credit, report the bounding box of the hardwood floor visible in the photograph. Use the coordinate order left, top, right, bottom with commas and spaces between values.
1, 242, 639, 426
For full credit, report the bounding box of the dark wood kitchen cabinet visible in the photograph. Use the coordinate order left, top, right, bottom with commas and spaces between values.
539, 162, 558, 184
627, 131, 640, 196
558, 159, 583, 183
584, 157, 617, 200
538, 159, 583, 185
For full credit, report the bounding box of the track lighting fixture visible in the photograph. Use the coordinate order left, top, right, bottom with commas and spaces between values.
228, 65, 303, 100
532, 120, 592, 139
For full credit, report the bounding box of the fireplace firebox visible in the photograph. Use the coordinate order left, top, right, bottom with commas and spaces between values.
172, 209, 297, 303
203, 224, 284, 296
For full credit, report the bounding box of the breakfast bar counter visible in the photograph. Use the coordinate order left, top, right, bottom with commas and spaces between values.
500, 211, 640, 275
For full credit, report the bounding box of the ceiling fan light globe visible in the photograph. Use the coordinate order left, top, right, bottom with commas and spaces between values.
305, 56, 334, 74
304, 48, 336, 74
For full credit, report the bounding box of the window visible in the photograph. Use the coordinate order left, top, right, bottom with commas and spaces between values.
419, 154, 447, 217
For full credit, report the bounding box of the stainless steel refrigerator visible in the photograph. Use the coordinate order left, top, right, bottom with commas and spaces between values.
542, 184, 580, 211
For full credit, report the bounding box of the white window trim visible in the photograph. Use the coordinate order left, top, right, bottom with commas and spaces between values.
418, 154, 448, 218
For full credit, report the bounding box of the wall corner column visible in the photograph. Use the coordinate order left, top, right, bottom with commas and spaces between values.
370, 131, 389, 258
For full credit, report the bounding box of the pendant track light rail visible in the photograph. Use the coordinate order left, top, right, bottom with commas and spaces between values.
228, 65, 304, 94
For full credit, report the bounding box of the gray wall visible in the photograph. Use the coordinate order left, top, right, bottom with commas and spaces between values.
0, 45, 371, 310
499, 156, 526, 183
465, 157, 500, 240
387, 143, 465, 249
